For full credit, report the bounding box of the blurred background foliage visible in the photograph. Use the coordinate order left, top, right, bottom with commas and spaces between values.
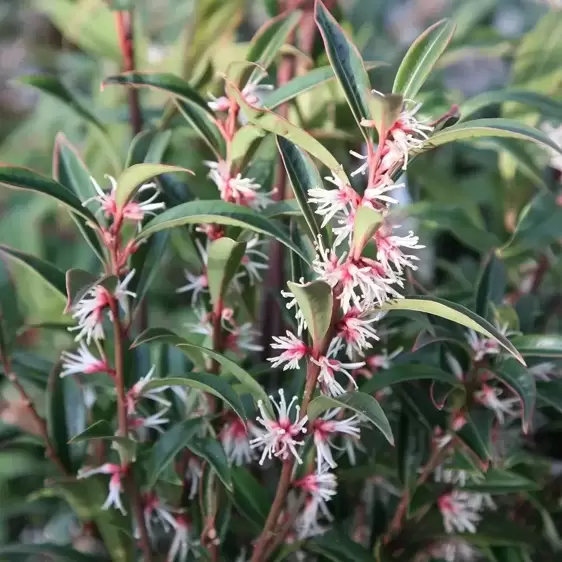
2, 0, 562, 555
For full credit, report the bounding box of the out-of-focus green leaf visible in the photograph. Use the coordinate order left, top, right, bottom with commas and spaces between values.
475, 254, 506, 320
231, 466, 270, 528
126, 129, 173, 167
136, 200, 310, 263
207, 237, 247, 307
512, 335, 562, 358
306, 529, 374, 562
187, 437, 232, 491
307, 391, 393, 444
393, 19, 455, 100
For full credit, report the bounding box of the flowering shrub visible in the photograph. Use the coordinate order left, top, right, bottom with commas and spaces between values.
2, 2, 562, 562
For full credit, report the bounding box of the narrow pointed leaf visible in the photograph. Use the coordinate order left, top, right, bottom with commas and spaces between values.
307, 391, 394, 445
314, 0, 372, 132
207, 237, 247, 306
475, 254, 506, 320
351, 205, 383, 255
511, 334, 562, 358
0, 166, 97, 223
187, 437, 233, 491
366, 91, 404, 138
135, 200, 310, 264
126, 129, 173, 168
115, 163, 193, 208
380, 297, 524, 364
490, 358, 536, 433
287, 280, 333, 346
393, 19, 456, 99
277, 136, 322, 239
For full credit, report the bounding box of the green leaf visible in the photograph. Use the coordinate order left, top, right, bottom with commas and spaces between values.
103, 72, 212, 113
207, 237, 247, 307
0, 166, 97, 223
115, 163, 193, 209
225, 80, 349, 185
0, 245, 66, 303
393, 19, 456, 99
536, 380, 562, 413
360, 363, 462, 395
262, 62, 386, 110
0, 544, 107, 562
17, 75, 106, 135
69, 420, 136, 461
459, 89, 562, 122
231, 466, 270, 527
175, 99, 226, 158
145, 419, 202, 487
230, 125, 266, 164
500, 191, 562, 257
423, 118, 562, 155
135, 200, 310, 264
366, 91, 404, 138
65, 271, 117, 313
244, 11, 302, 85
379, 297, 525, 364
511, 334, 562, 357
286, 280, 333, 347
126, 129, 173, 168
458, 410, 494, 465
490, 358, 535, 432
141, 374, 247, 424
475, 254, 506, 320
307, 391, 393, 445
464, 468, 539, 493
351, 205, 383, 255
187, 437, 232, 491
314, 0, 372, 132
306, 528, 374, 562
277, 136, 323, 240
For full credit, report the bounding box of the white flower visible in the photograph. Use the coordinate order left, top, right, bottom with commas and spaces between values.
184, 307, 213, 337
529, 361, 560, 381
295, 497, 330, 539
267, 331, 309, 370
312, 409, 361, 469
239, 237, 269, 284
128, 408, 170, 437
429, 539, 480, 562
67, 285, 110, 344
167, 515, 193, 562
220, 418, 263, 466
365, 347, 403, 372
85, 175, 164, 221
334, 307, 381, 355
250, 389, 308, 465
294, 466, 337, 528
438, 491, 482, 534
311, 339, 365, 396
281, 282, 307, 335
176, 239, 209, 305
474, 384, 519, 424
185, 458, 203, 500
375, 224, 424, 275
126, 365, 171, 415
60, 342, 109, 377
308, 175, 360, 227
466, 330, 501, 362
77, 463, 126, 515
208, 77, 273, 114
363, 180, 402, 208
140, 493, 178, 540
225, 322, 263, 354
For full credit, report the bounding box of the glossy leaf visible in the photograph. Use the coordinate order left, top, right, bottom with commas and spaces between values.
244, 11, 302, 85
145, 419, 203, 487
187, 437, 232, 491
379, 297, 525, 364
115, 163, 193, 208
286, 280, 333, 346
141, 374, 247, 423
423, 118, 562, 155
230, 126, 266, 164
207, 237, 247, 307
0, 166, 97, 223
366, 91, 404, 138
136, 200, 310, 263
225, 80, 349, 185
0, 245, 66, 303
307, 391, 393, 444
511, 334, 562, 358
360, 363, 462, 395
490, 358, 536, 432
277, 136, 323, 239
351, 205, 383, 255
393, 19, 456, 99
314, 0, 372, 132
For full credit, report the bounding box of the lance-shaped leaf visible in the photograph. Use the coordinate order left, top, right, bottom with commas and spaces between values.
393, 19, 456, 99
135, 200, 310, 264
141, 374, 246, 423
277, 137, 323, 239
145, 419, 203, 487
65, 270, 117, 313
103, 72, 212, 113
286, 280, 333, 347
379, 296, 524, 364
511, 334, 562, 358
474, 253, 506, 320
230, 126, 266, 164
314, 0, 372, 133
490, 358, 536, 433
351, 205, 383, 255
243, 10, 302, 86
187, 437, 232, 491
0, 245, 66, 303
115, 163, 193, 209
422, 118, 562, 155
307, 391, 393, 445
126, 129, 173, 168
0, 166, 97, 223
225, 80, 349, 185
366, 91, 404, 139
175, 99, 226, 158
207, 237, 247, 307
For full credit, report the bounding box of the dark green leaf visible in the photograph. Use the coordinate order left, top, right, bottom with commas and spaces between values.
207, 237, 247, 307
0, 544, 106, 562
512, 334, 562, 357
306, 528, 374, 562
536, 380, 562, 413
231, 466, 270, 527
187, 437, 232, 491
125, 129, 173, 167
464, 468, 539, 493
475, 254, 506, 319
